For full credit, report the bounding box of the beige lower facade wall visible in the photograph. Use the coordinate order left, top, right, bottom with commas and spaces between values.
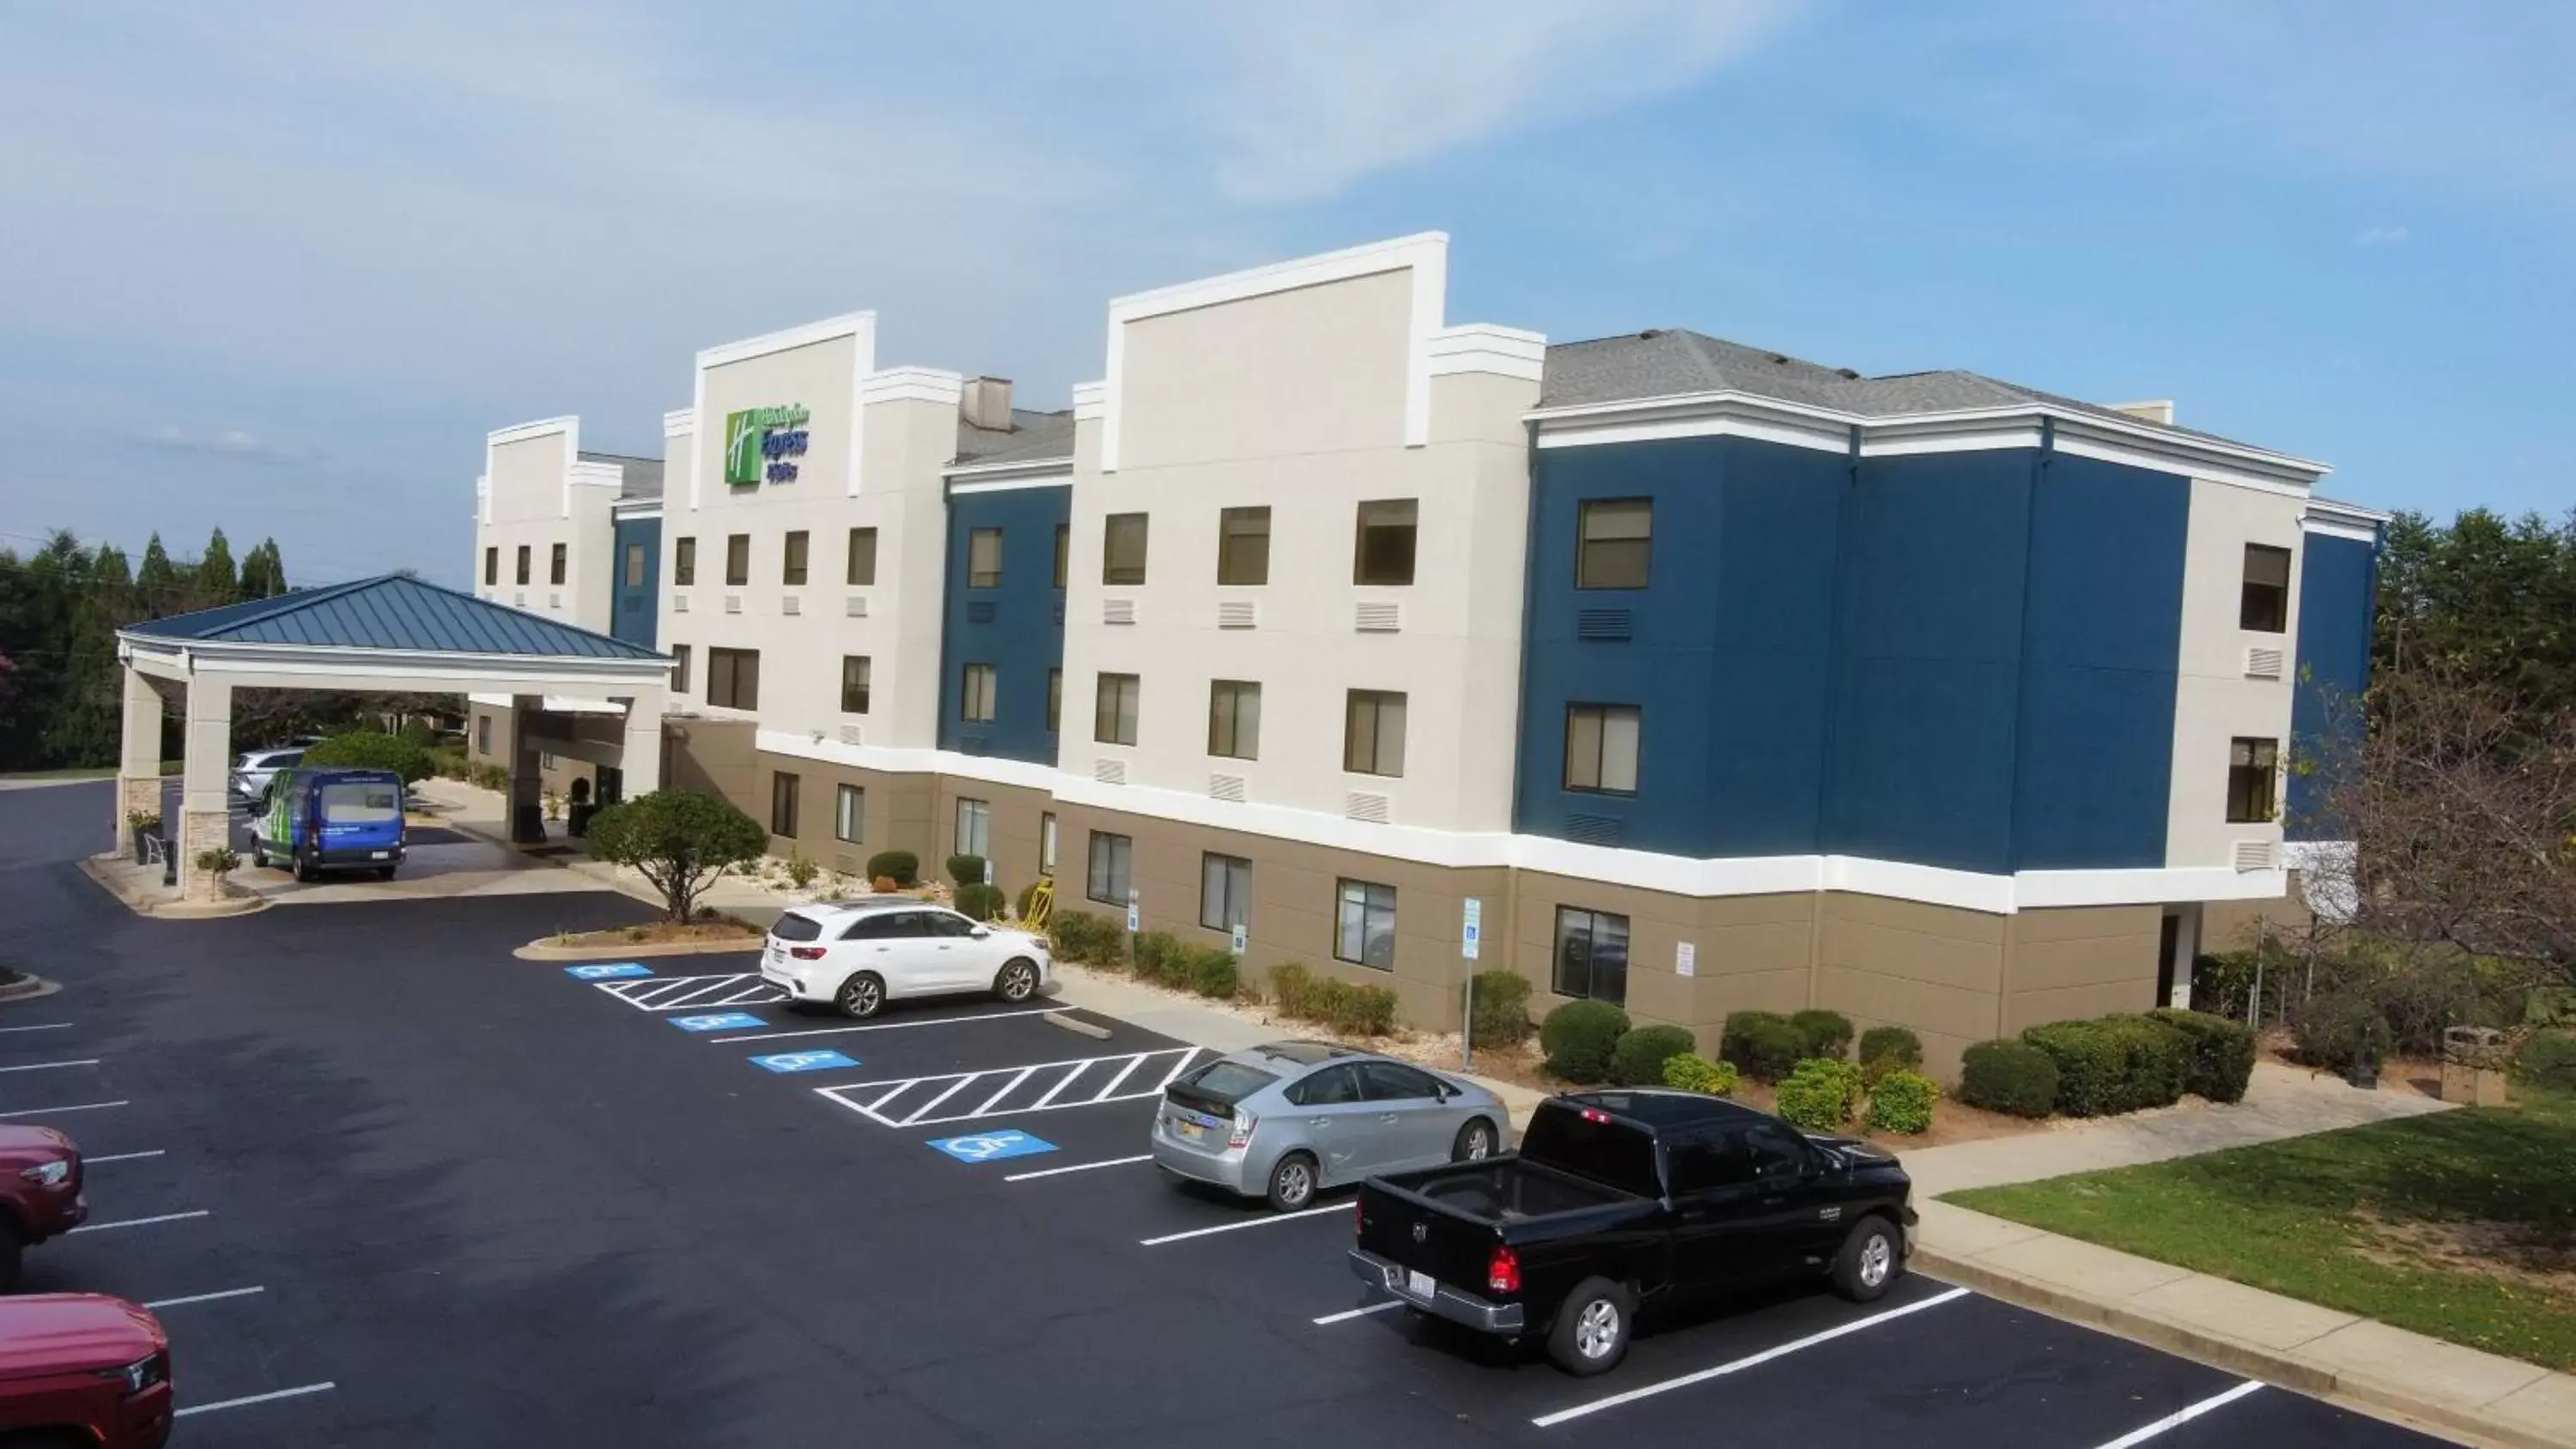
465, 701, 596, 800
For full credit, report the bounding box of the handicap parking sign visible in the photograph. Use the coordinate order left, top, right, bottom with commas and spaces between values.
670, 1012, 765, 1033
927, 1131, 1057, 1164
750, 1050, 860, 1074
565, 962, 653, 980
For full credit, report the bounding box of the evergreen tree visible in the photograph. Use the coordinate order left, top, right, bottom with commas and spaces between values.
239, 537, 289, 597
136, 533, 179, 617
197, 528, 237, 603
45, 544, 134, 766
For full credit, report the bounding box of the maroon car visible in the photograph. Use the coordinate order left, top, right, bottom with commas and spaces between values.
0, 1127, 85, 1291
0, 1294, 172, 1447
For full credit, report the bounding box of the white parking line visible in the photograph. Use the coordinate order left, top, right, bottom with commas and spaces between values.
1139, 1203, 1344, 1246
144, 1286, 265, 1309
2091, 1380, 2264, 1448
1313, 1300, 1402, 1325
818, 1046, 1200, 1129
0, 1058, 99, 1073
1530, 1286, 1972, 1428
173, 1382, 336, 1418
0, 1022, 73, 1034
1004, 1154, 1151, 1182
710, 1004, 1066, 1045
0, 1100, 125, 1119
595, 973, 782, 1012
70, 1210, 210, 1234
85, 1149, 166, 1164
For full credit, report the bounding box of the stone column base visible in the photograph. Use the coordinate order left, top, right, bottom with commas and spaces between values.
117, 776, 163, 854
178, 809, 234, 900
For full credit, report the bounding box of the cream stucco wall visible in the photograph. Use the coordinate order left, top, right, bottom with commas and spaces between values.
473, 421, 619, 634
2165, 476, 2305, 870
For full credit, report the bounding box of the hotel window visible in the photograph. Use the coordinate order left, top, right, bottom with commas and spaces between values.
769, 772, 799, 839
1208, 680, 1261, 761
1577, 499, 1652, 589
624, 543, 646, 588
846, 527, 878, 586
1564, 704, 1641, 795
1200, 853, 1252, 934
954, 797, 990, 859
834, 784, 864, 844
1103, 512, 1149, 585
1334, 879, 1397, 970
515, 545, 531, 585
961, 663, 997, 723
671, 644, 691, 694
1343, 689, 1406, 777
1039, 812, 1057, 876
1086, 831, 1133, 905
725, 534, 750, 587
1046, 669, 1062, 734
1352, 499, 1418, 585
968, 528, 1002, 588
1218, 506, 1271, 586
550, 543, 567, 585
475, 714, 492, 755
1552, 907, 1630, 1005
673, 537, 696, 586
1095, 672, 1139, 746
782, 530, 809, 586
2240, 544, 2291, 634
483, 546, 497, 585
2227, 737, 2280, 823
1053, 524, 1069, 589
708, 646, 760, 710
840, 655, 871, 713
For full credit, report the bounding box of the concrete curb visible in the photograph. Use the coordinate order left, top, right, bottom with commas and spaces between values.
76, 856, 272, 920
1913, 1246, 2557, 1449
512, 936, 766, 962
1045, 1011, 1114, 1040
0, 977, 64, 1003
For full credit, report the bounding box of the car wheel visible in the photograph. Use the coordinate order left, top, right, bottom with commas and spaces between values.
294, 848, 319, 883
251, 843, 268, 869
1265, 1151, 1319, 1212
835, 972, 886, 1020
1546, 1276, 1634, 1376
993, 958, 1040, 1003
1452, 1118, 1498, 1162
1830, 1216, 1903, 1303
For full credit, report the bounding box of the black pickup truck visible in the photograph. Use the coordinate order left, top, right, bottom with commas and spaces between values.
1350, 1088, 1915, 1375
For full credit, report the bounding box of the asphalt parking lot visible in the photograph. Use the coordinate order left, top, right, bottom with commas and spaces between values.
0, 780, 2457, 1446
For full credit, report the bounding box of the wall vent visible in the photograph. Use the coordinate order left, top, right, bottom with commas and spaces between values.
1103, 598, 1136, 626
1576, 609, 1632, 642
1354, 602, 1402, 634
845, 594, 867, 618
967, 601, 997, 624
2245, 646, 2285, 680
838, 724, 863, 747
1208, 773, 1247, 803
1346, 791, 1391, 824
672, 594, 690, 614
724, 594, 743, 615
543, 591, 558, 609
1053, 599, 1065, 626
1094, 757, 1127, 785
782, 595, 802, 616
513, 591, 526, 607
1565, 813, 1625, 847
2233, 839, 2277, 872
1217, 600, 1256, 630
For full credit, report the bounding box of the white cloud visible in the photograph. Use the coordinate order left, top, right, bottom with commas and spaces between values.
2354, 224, 2411, 246
136, 426, 318, 466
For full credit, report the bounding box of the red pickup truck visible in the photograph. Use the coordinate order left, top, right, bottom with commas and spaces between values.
0, 1294, 173, 1448
0, 1126, 87, 1291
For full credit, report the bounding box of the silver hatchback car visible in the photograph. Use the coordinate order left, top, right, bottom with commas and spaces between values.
1151, 1041, 1508, 1212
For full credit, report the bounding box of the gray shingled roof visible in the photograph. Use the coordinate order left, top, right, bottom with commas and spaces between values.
1540, 330, 2269, 452
951, 408, 1074, 470
125, 573, 665, 659
580, 451, 665, 502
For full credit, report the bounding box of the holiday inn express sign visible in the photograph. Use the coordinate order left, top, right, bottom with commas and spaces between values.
724, 404, 811, 486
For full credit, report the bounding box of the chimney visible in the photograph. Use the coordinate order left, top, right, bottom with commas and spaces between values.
960, 376, 1014, 432
2106, 399, 2176, 426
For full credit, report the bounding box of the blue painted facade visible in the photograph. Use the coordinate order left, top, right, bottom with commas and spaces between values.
611, 516, 661, 650
938, 484, 1070, 763
1516, 433, 2190, 873
2286, 530, 2382, 839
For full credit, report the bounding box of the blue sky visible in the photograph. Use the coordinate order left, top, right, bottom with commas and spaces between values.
2, 1, 2568, 586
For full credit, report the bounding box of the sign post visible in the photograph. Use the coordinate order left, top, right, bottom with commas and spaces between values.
1127, 889, 1141, 970
1460, 898, 1483, 1070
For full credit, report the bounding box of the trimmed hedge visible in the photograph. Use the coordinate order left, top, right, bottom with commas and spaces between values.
1187, 950, 1240, 1000
2146, 1007, 2258, 1103
302, 730, 434, 785
1048, 909, 1124, 965
1267, 964, 1395, 1034
1611, 1024, 1698, 1087
1662, 1052, 1740, 1096
1468, 970, 1534, 1048
1789, 1009, 1855, 1061
1857, 1025, 1923, 1086
864, 850, 919, 887
1959, 1039, 2059, 1119
2515, 1028, 2576, 1089
1865, 1070, 1940, 1135
1774, 1058, 1863, 1131
1270, 962, 1316, 1016
2020, 1016, 2192, 1117
1541, 1001, 1632, 1083
1718, 1011, 1807, 1082
952, 882, 1004, 921
945, 853, 987, 887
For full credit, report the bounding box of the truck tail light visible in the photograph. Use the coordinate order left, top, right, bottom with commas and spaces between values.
788, 946, 827, 961
1486, 1245, 1521, 1296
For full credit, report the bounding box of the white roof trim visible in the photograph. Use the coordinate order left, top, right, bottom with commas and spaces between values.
861, 366, 964, 407
696, 312, 873, 370
943, 457, 1073, 482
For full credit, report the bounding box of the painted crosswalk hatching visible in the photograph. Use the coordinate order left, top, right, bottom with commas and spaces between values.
817, 1046, 1202, 1128
593, 973, 787, 1011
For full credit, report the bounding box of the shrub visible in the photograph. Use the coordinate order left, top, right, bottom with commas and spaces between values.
2292, 987, 2392, 1074
1316, 981, 1398, 1036
2146, 1007, 2257, 1103
586, 791, 769, 922
1467, 970, 1533, 1048
1789, 1009, 1855, 1061
945, 853, 987, 888
2516, 1029, 2576, 1090
953, 882, 1005, 921
468, 761, 511, 792
1662, 1053, 1740, 1096
428, 745, 467, 779
1865, 1070, 1940, 1135
1048, 910, 1124, 965
2020, 1016, 2190, 1117
193, 845, 240, 876
302, 730, 434, 785
1188, 950, 1239, 1000
1610, 1024, 1698, 1087
1857, 1025, 1923, 1086
1959, 1039, 2058, 1119
786, 852, 819, 888
1132, 930, 1182, 985
1270, 962, 1315, 1017
1774, 1058, 1864, 1131
1540, 1001, 1632, 1082
864, 850, 919, 887
1718, 1011, 1806, 1082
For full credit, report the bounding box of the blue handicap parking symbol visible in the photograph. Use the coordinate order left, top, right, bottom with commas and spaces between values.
670, 1013, 766, 1033
927, 1131, 1058, 1164
565, 962, 653, 980
750, 1050, 860, 1074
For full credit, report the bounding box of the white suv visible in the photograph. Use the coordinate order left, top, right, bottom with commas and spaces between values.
761, 899, 1054, 1019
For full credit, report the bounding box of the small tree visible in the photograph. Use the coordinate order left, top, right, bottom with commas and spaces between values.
585, 791, 767, 923
302, 731, 434, 786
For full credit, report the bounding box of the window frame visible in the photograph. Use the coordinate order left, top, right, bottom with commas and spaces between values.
1046, 668, 1062, 734
672, 537, 696, 586
840, 655, 872, 714
483, 546, 498, 586
514, 545, 531, 585
1334, 878, 1398, 971
966, 527, 1003, 589
1343, 689, 1407, 778
1103, 512, 1149, 586
1218, 506, 1272, 586
2227, 737, 2281, 823
1200, 852, 1252, 935
707, 646, 760, 711
671, 643, 691, 694
1352, 499, 1419, 586
1207, 679, 1261, 761
724, 534, 750, 588
1577, 497, 1653, 590
954, 797, 990, 859
769, 771, 799, 839
782, 530, 810, 586
550, 542, 567, 586
1564, 703, 1642, 796
623, 543, 646, 588
2239, 543, 2291, 634
834, 784, 864, 844
1095, 672, 1139, 746
1552, 906, 1631, 1005
1038, 812, 1057, 876
1086, 831, 1133, 906
960, 663, 997, 724
846, 527, 878, 586
1053, 524, 1069, 590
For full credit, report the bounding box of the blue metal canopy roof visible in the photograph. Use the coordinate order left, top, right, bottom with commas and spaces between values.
122, 573, 665, 660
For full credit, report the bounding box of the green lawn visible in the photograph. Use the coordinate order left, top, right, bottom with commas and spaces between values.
1948, 1088, 2576, 1369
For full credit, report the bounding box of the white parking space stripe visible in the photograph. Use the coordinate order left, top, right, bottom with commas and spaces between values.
86, 1149, 166, 1164
0, 1100, 125, 1119
144, 1286, 266, 1309
900, 1076, 981, 1126
1089, 1054, 1147, 1102
1530, 1286, 1972, 1427
1139, 1203, 1345, 1246
595, 973, 783, 1012
709, 1005, 1066, 1045
70, 1209, 211, 1234
1030, 1059, 1094, 1109
173, 1382, 337, 1418
2090, 1380, 2265, 1448
818, 1047, 1199, 1129
1004, 1154, 1151, 1182
0, 1022, 73, 1034
968, 1064, 1038, 1117
0, 1058, 99, 1073
1313, 1300, 1402, 1325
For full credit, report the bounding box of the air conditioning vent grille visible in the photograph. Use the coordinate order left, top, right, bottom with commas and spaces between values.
967, 601, 997, 624
782, 595, 802, 616
845, 594, 867, 618
1208, 773, 1246, 803
2245, 646, 2285, 679
1354, 602, 1401, 634
1565, 813, 1625, 846
548, 591, 562, 609
1346, 791, 1391, 824
1094, 758, 1127, 785
839, 724, 863, 746
672, 594, 690, 613
1576, 609, 1632, 641
1103, 598, 1136, 626
724, 594, 743, 615
1217, 600, 1256, 630
2233, 840, 2276, 872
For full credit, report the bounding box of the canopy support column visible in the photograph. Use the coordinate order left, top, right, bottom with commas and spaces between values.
115, 665, 165, 854
177, 680, 233, 897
